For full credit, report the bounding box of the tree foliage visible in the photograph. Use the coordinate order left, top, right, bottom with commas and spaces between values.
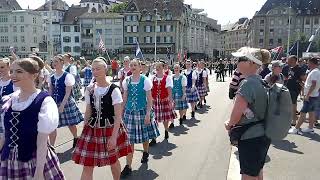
109, 2, 128, 13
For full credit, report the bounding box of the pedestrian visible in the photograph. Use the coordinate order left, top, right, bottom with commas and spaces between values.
48, 55, 84, 148
0, 58, 15, 98
196, 61, 208, 108
118, 56, 132, 92
72, 58, 132, 180
151, 61, 176, 141
289, 58, 320, 134
217, 60, 225, 82
120, 59, 160, 178
0, 58, 65, 179
111, 58, 119, 81
172, 63, 188, 125
263, 60, 285, 86
228, 69, 245, 100
141, 61, 150, 77
228, 60, 234, 77
184, 60, 200, 118
63, 53, 82, 101
225, 47, 271, 180
286, 55, 306, 126
81, 60, 93, 90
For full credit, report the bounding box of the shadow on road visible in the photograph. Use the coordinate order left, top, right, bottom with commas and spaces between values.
149, 140, 177, 160
196, 105, 211, 114
57, 148, 74, 164
169, 125, 190, 136
300, 132, 320, 142
184, 117, 201, 127
272, 140, 304, 154
123, 163, 159, 180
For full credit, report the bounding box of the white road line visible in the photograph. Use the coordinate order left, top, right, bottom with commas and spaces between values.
227, 146, 241, 180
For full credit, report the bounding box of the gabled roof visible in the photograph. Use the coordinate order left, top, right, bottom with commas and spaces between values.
61, 5, 88, 24
35, 0, 68, 11
0, 0, 21, 11
257, 0, 320, 15
79, 12, 123, 19
80, 0, 107, 3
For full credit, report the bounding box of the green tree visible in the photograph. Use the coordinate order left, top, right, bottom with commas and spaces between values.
109, 2, 128, 13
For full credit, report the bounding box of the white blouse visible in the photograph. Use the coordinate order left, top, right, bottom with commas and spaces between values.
48, 72, 75, 87
85, 84, 123, 108
122, 76, 153, 91
9, 90, 59, 134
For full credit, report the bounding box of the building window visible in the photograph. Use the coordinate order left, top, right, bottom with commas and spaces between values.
132, 26, 138, 33
269, 39, 274, 46
166, 14, 172, 20
270, 20, 274, 26
13, 36, 17, 43
63, 46, 71, 52
75, 36, 80, 43
278, 38, 282, 44
34, 37, 37, 43
314, 18, 319, 25
132, 15, 137, 21
146, 15, 152, 21
13, 26, 17, 32
33, 17, 36, 24
128, 37, 133, 44
156, 36, 161, 43
165, 25, 173, 32
126, 26, 131, 33
145, 36, 152, 43
63, 36, 71, 43
133, 37, 138, 43
270, 29, 274, 34
63, 26, 70, 32
105, 28, 112, 35
21, 26, 24, 32
0, 15, 8, 23
95, 20, 103, 25
13, 16, 16, 23
260, 19, 264, 25
114, 19, 122, 25
73, 46, 81, 52
106, 19, 112, 24
126, 16, 131, 22
21, 46, 26, 51
145, 26, 152, 32
156, 25, 161, 32
306, 18, 310, 25
259, 39, 263, 44
0, 36, 8, 43
33, 27, 37, 33
105, 38, 112, 45
21, 36, 25, 43
74, 26, 80, 32
259, 29, 264, 36
114, 28, 122, 35
20, 16, 24, 22
115, 38, 122, 45
279, 19, 283, 25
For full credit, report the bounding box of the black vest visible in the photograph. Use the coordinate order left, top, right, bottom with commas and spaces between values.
88, 84, 117, 128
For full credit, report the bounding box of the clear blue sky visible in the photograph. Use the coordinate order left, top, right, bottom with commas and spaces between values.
17, 0, 267, 25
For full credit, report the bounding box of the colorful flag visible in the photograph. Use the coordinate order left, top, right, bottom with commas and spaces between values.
271, 46, 283, 53
135, 40, 144, 60
98, 32, 106, 52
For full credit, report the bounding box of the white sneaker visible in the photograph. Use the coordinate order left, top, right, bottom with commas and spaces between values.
288, 127, 298, 134
301, 127, 315, 133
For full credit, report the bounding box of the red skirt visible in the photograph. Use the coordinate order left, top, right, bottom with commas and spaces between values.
153, 98, 177, 123
72, 125, 133, 167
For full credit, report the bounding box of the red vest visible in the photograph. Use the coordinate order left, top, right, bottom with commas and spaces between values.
120, 69, 132, 81
152, 75, 169, 99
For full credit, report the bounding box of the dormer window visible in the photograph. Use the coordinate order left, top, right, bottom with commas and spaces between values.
166, 14, 172, 20
146, 14, 152, 21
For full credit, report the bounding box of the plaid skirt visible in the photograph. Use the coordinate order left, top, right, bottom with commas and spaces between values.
186, 87, 200, 103
72, 125, 133, 167
72, 82, 82, 101
153, 98, 177, 122
197, 84, 208, 97
123, 109, 160, 144
173, 94, 189, 110
83, 77, 92, 87
0, 147, 65, 179
58, 98, 84, 128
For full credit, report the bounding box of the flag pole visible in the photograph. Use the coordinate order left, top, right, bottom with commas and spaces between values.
287, 1, 292, 57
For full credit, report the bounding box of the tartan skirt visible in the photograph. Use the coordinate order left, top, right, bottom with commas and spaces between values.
72, 125, 133, 167
83, 77, 92, 87
72, 82, 82, 101
186, 87, 200, 103
0, 147, 65, 180
58, 98, 84, 128
173, 94, 189, 110
197, 84, 208, 97
153, 98, 177, 123
123, 109, 160, 144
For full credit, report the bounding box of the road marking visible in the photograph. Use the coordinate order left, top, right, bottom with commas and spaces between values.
227, 146, 241, 180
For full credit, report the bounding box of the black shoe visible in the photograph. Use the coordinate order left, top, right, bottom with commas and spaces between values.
315, 121, 320, 127
141, 152, 149, 163
165, 130, 169, 139
169, 123, 174, 129
204, 98, 207, 104
191, 111, 195, 118
199, 104, 203, 108
179, 118, 183, 125
195, 106, 198, 110
183, 115, 186, 121
72, 138, 78, 148
149, 138, 157, 146
120, 165, 132, 178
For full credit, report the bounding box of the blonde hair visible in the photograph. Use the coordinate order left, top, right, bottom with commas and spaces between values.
92, 58, 108, 69
0, 57, 10, 66
250, 48, 271, 65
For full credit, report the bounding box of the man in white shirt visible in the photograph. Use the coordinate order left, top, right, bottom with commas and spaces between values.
289, 58, 320, 134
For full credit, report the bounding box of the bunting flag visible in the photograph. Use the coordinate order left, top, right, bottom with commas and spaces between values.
98, 32, 106, 52
135, 40, 144, 60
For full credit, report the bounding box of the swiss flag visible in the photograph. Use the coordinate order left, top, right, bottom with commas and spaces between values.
271, 46, 283, 53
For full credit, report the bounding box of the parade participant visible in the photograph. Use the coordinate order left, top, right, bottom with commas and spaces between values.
184, 60, 200, 118
203, 61, 210, 104
121, 59, 160, 178
0, 58, 15, 97
141, 61, 150, 77
73, 58, 132, 180
289, 58, 320, 134
164, 62, 173, 76
264, 60, 285, 86
151, 61, 176, 140
81, 61, 93, 89
63, 53, 82, 101
225, 47, 271, 180
172, 63, 188, 125
118, 56, 132, 92
196, 61, 208, 108
0, 58, 65, 179
48, 55, 84, 148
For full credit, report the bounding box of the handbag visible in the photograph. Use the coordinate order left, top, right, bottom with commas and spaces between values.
229, 121, 263, 146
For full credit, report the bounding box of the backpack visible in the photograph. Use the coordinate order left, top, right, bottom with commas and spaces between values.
263, 82, 293, 140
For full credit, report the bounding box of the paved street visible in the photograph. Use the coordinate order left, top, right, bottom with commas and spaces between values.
55, 75, 320, 180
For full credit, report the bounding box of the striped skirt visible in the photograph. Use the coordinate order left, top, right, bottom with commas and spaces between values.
173, 93, 189, 110
0, 147, 65, 179
153, 98, 177, 123
197, 84, 208, 97
58, 98, 84, 128
123, 109, 160, 144
72, 124, 133, 167
186, 87, 200, 103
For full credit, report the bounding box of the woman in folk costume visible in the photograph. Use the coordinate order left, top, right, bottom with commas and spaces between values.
73, 58, 132, 180
150, 61, 176, 142
184, 60, 200, 118
0, 58, 16, 98
196, 61, 208, 108
49, 55, 84, 148
63, 53, 82, 101
0, 58, 65, 179
118, 56, 132, 92
164, 62, 173, 76
120, 59, 160, 178
81, 60, 93, 89
172, 63, 189, 125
